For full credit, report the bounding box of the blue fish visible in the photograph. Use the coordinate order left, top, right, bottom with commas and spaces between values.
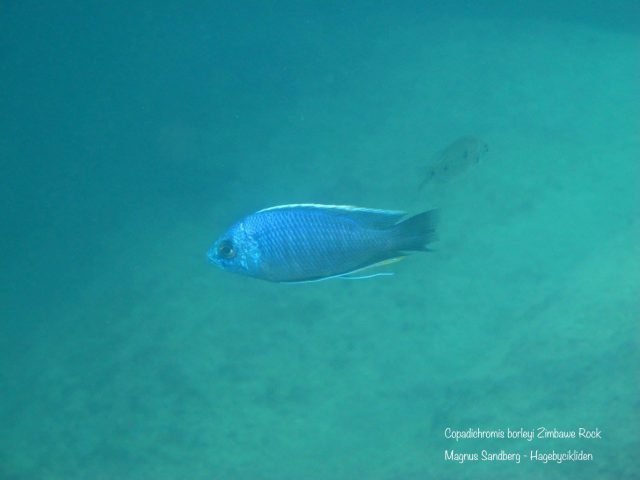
207, 204, 437, 283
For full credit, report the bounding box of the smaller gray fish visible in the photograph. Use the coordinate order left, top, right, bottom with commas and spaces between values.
419, 136, 489, 189
207, 204, 438, 283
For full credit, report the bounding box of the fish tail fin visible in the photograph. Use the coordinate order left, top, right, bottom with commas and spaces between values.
391, 209, 438, 251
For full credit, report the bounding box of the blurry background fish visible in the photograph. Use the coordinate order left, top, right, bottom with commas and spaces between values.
419, 135, 489, 189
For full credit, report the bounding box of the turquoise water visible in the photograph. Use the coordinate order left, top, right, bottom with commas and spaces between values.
2, 2, 639, 479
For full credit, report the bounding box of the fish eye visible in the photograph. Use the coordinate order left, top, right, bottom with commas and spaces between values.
218, 240, 236, 260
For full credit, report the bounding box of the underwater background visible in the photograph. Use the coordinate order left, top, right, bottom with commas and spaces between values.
1, 1, 639, 479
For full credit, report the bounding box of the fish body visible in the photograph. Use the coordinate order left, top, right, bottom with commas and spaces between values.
207, 204, 437, 283
419, 136, 488, 188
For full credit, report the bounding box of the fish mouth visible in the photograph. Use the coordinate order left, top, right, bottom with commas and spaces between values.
206, 245, 219, 265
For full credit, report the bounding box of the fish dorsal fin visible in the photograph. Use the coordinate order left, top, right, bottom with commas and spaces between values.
259, 204, 406, 229
333, 206, 406, 229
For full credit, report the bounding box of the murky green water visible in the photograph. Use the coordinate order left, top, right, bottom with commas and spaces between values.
2, 3, 638, 479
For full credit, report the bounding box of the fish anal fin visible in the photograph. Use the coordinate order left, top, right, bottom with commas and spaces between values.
369, 256, 405, 268
279, 257, 405, 284
338, 256, 406, 277
338, 272, 394, 280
